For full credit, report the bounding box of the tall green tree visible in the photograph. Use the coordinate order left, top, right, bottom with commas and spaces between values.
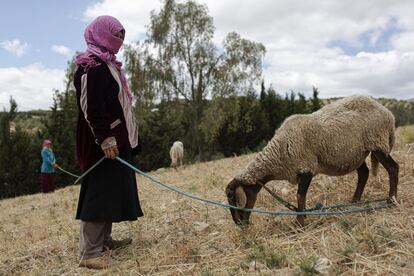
296, 92, 308, 114
310, 86, 322, 112
124, 42, 160, 118
125, 0, 265, 160
0, 98, 40, 198
136, 100, 186, 171
217, 90, 268, 156
0, 98, 17, 198
43, 59, 79, 186
259, 85, 286, 140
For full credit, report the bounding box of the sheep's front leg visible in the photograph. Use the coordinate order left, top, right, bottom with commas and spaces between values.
296, 172, 313, 226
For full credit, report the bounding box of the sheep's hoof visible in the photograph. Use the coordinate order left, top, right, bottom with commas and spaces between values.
236, 219, 250, 227
387, 196, 399, 206
351, 198, 361, 203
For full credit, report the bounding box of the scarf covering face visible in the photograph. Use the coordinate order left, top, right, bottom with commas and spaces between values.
75, 15, 132, 101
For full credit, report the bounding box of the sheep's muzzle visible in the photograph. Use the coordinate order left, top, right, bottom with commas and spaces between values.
226, 179, 249, 225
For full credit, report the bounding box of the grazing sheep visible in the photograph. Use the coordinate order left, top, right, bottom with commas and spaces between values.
226, 96, 399, 226
170, 141, 184, 168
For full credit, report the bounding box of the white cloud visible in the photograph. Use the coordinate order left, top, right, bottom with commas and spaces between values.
0, 39, 29, 57
83, 0, 162, 41
51, 45, 71, 57
264, 49, 414, 100
0, 64, 65, 111
80, 0, 414, 100
391, 31, 414, 52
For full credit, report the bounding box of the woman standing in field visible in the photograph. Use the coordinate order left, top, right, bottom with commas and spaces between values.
40, 139, 57, 193
74, 15, 143, 269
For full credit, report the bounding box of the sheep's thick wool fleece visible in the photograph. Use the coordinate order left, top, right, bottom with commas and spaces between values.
236, 96, 395, 185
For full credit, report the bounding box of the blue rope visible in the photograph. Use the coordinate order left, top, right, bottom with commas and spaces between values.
305, 198, 388, 211
56, 166, 80, 178
74, 157, 106, 184
115, 157, 394, 216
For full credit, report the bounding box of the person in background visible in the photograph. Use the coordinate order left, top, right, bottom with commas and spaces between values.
74, 15, 143, 269
40, 139, 57, 193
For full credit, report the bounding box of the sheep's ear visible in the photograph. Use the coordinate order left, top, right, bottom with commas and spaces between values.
235, 186, 247, 208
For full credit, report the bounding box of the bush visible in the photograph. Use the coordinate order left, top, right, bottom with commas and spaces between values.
0, 100, 42, 199
399, 125, 414, 144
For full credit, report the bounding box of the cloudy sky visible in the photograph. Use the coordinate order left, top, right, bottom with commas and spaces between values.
1, 0, 413, 111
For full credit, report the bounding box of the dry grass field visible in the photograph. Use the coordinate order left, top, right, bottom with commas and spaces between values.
0, 126, 413, 275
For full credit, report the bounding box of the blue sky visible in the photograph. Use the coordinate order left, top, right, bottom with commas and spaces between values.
0, 0, 92, 68
329, 17, 401, 56
1, 0, 414, 110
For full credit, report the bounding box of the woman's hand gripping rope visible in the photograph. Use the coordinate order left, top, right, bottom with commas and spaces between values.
103, 145, 119, 159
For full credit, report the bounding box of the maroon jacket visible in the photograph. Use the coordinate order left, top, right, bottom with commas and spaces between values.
74, 57, 139, 171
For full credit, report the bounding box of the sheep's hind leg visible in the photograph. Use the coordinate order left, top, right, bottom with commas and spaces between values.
296, 172, 313, 226
352, 162, 369, 202
372, 150, 399, 201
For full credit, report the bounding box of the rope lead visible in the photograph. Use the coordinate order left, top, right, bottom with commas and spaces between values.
114, 157, 395, 216
66, 156, 394, 215
56, 166, 80, 178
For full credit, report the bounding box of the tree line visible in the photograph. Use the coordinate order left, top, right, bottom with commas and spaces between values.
1, 0, 413, 199
0, 82, 323, 199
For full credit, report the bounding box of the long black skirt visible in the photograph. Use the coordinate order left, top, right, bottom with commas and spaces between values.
76, 151, 144, 222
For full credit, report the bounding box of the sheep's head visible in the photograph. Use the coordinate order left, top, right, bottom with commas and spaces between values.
226, 179, 261, 225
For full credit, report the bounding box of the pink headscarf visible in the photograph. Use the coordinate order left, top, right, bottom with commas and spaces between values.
75, 15, 132, 102
42, 139, 52, 147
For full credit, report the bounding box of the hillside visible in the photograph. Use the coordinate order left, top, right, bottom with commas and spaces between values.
0, 127, 413, 275
7, 110, 51, 134
323, 97, 414, 127
8, 97, 414, 133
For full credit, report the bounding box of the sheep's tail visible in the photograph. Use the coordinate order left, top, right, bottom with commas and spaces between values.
389, 128, 396, 151
388, 114, 396, 150
371, 153, 379, 176
370, 125, 394, 177
371, 117, 396, 176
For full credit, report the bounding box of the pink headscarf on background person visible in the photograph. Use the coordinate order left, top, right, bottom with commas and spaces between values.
42, 139, 52, 147
75, 15, 133, 102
